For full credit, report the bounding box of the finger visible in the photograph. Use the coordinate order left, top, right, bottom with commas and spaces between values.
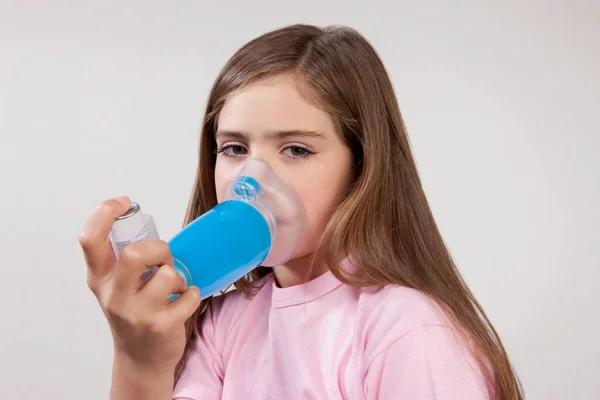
162, 286, 201, 325
113, 240, 175, 295
79, 196, 131, 280
139, 264, 187, 305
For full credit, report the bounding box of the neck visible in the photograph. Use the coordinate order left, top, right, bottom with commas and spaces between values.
272, 253, 329, 288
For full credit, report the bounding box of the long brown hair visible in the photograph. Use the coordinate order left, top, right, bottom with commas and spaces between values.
175, 23, 523, 399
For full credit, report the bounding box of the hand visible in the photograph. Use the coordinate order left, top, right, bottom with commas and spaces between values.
79, 196, 201, 373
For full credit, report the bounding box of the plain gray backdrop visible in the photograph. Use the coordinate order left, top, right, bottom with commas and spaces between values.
1, 1, 598, 399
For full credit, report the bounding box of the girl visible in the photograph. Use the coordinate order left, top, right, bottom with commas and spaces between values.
80, 24, 524, 399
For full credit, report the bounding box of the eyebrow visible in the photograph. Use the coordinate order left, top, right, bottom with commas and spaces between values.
215, 130, 326, 141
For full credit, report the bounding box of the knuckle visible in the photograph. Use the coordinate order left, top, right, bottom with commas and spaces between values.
159, 239, 172, 254
78, 231, 96, 250
147, 319, 167, 335
119, 245, 142, 265
157, 265, 180, 285
104, 298, 123, 319
188, 287, 201, 305
106, 299, 141, 326
86, 275, 98, 293
128, 311, 149, 331
152, 240, 172, 259
135, 315, 152, 331
193, 290, 202, 305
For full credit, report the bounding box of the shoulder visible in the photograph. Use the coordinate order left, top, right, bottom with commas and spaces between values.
355, 285, 492, 397
352, 284, 464, 364
355, 283, 455, 333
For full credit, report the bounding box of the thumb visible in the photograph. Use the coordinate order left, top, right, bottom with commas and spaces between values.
79, 196, 131, 287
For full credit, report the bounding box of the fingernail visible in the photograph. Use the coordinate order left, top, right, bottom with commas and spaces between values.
115, 196, 130, 206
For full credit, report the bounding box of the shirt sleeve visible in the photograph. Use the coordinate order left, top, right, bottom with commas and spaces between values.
172, 303, 224, 400
364, 324, 493, 399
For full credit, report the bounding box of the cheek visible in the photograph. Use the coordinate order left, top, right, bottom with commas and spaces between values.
214, 159, 241, 202
292, 172, 350, 254
299, 196, 331, 251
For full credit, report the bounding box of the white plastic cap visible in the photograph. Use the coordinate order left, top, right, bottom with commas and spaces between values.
111, 202, 146, 243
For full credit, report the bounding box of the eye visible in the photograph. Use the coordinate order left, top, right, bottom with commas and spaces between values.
216, 144, 248, 157
282, 145, 313, 158
228, 145, 247, 155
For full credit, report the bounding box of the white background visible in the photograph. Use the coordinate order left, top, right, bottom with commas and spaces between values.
1, 1, 598, 398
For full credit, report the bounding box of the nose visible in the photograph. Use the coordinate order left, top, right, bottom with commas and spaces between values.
247, 148, 276, 167
237, 157, 276, 180
225, 156, 275, 189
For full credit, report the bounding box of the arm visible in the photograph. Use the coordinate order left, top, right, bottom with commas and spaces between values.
78, 198, 202, 400
109, 316, 224, 400
110, 355, 176, 400
364, 324, 492, 399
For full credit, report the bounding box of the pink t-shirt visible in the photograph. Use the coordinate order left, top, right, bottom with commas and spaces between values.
173, 270, 492, 399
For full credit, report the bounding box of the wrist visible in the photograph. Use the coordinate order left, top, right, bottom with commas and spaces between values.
113, 351, 176, 377
111, 353, 175, 400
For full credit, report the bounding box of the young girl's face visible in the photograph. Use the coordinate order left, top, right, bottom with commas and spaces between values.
214, 74, 354, 262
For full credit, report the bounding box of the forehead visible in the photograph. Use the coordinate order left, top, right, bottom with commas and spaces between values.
217, 75, 336, 136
